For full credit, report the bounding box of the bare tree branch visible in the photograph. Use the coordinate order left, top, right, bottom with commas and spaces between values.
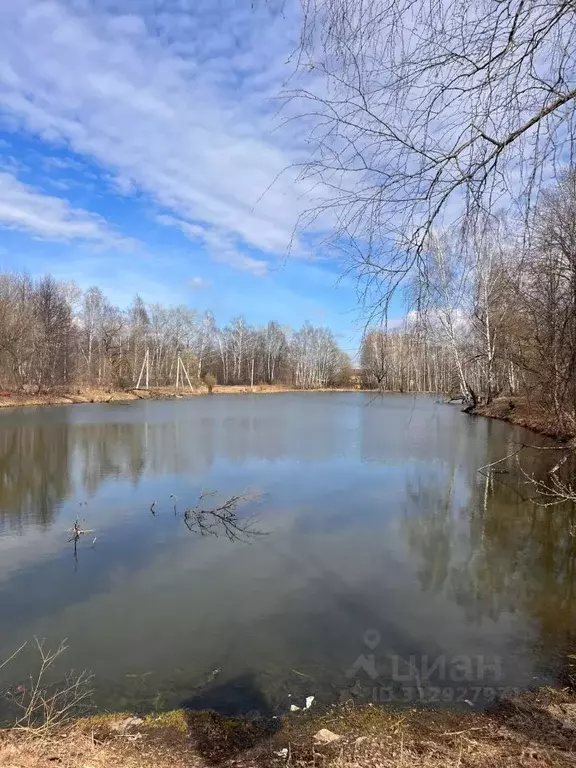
183, 491, 264, 542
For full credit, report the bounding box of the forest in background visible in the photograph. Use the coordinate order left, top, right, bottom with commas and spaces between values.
290, 0, 576, 439
0, 274, 353, 392
359, 173, 576, 433
2, 170, 575, 427
2, 0, 576, 434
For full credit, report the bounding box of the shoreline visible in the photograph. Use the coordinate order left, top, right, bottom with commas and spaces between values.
3, 387, 573, 449
0, 384, 362, 410
471, 397, 576, 443
2, 688, 575, 767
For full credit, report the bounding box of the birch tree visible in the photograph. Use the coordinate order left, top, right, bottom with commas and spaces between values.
293, 0, 576, 312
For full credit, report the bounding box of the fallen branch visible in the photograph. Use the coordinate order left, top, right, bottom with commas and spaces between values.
477, 447, 524, 477
183, 490, 263, 542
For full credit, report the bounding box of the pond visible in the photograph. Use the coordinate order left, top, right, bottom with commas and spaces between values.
0, 393, 575, 717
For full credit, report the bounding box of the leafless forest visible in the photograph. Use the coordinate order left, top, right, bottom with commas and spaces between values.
2, 0, 576, 434
0, 276, 353, 392
360, 173, 576, 431
292, 0, 576, 432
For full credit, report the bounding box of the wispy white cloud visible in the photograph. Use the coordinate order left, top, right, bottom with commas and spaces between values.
0, 171, 129, 246
212, 246, 269, 278
41, 155, 87, 173
157, 214, 270, 277
0, 0, 318, 273
189, 276, 211, 289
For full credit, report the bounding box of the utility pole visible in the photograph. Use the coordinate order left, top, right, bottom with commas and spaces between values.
176, 354, 194, 390
136, 348, 150, 390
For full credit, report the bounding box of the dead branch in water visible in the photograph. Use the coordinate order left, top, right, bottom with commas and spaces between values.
514, 454, 576, 508
478, 441, 576, 509
66, 519, 95, 566
66, 519, 94, 544
183, 491, 263, 542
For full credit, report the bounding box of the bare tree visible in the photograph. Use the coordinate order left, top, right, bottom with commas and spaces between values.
80, 286, 105, 383
413, 230, 474, 398
194, 310, 217, 380
0, 274, 35, 388
515, 172, 576, 428
469, 217, 517, 402
361, 329, 389, 389
263, 321, 287, 384
33, 276, 74, 391
291, 0, 576, 311
0, 272, 352, 393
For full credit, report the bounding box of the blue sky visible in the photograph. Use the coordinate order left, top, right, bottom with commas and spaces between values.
0, 0, 405, 356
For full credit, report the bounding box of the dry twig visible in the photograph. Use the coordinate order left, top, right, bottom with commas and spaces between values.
183, 490, 263, 542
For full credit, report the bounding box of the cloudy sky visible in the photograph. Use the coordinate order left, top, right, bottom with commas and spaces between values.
0, 0, 367, 353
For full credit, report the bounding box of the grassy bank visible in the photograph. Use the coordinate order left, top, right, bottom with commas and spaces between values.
2, 689, 576, 768
0, 384, 361, 409
473, 397, 576, 442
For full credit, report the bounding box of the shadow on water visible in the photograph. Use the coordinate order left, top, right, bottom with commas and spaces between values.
181, 674, 280, 765
181, 672, 275, 717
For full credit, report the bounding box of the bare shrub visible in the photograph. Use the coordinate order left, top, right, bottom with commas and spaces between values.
203, 372, 217, 393
2, 638, 93, 732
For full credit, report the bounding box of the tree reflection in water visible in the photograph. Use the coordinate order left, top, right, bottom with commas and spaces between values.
402, 445, 576, 672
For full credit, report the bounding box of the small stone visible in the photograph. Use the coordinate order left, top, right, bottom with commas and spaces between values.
289, 704, 301, 712
313, 728, 342, 744
111, 716, 143, 732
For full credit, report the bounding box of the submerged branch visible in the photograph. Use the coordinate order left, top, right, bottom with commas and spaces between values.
183, 491, 264, 542
478, 441, 576, 509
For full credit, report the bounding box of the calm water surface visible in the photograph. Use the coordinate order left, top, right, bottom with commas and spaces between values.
0, 393, 574, 716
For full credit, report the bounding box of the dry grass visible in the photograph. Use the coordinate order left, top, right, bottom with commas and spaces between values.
1, 690, 576, 768
0, 728, 201, 768
0, 384, 360, 409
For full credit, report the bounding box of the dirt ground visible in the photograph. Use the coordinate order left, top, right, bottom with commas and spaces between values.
473, 397, 576, 442
1, 689, 576, 768
0, 385, 360, 409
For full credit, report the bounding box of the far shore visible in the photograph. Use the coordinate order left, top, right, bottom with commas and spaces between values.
0, 384, 364, 409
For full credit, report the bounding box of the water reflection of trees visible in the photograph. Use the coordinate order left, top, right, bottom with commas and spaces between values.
0, 423, 72, 532
0, 420, 152, 532
403, 446, 576, 657
75, 423, 147, 494
0, 399, 341, 533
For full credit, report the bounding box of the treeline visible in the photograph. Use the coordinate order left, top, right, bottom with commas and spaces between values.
6, 170, 575, 416
0, 276, 352, 391
360, 173, 576, 431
